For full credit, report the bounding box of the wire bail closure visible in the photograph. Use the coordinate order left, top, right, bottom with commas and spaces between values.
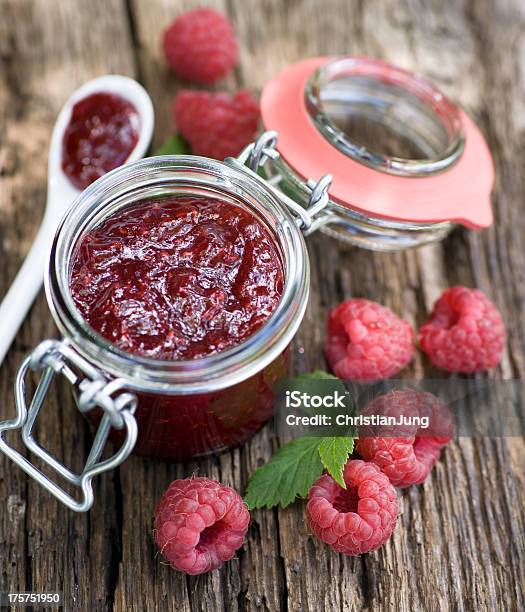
230, 131, 334, 235
0, 339, 138, 512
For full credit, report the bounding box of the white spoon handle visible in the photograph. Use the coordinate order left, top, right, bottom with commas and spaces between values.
0, 220, 53, 365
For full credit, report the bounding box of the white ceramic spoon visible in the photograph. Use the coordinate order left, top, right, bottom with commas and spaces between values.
0, 74, 154, 366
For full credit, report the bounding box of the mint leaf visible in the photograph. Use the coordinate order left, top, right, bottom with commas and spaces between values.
154, 134, 190, 156
296, 370, 338, 380
295, 370, 347, 394
244, 437, 323, 510
318, 437, 354, 489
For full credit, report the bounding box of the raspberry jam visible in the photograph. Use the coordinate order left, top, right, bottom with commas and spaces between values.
71, 196, 284, 359
70, 195, 287, 458
62, 92, 139, 190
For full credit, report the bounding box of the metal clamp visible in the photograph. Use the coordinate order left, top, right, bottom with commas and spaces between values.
233, 131, 334, 235
0, 339, 138, 512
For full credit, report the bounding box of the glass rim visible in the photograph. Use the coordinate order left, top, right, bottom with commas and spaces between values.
305, 56, 466, 177
45, 155, 309, 395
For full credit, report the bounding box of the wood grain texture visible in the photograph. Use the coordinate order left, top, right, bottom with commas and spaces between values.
0, 0, 524, 610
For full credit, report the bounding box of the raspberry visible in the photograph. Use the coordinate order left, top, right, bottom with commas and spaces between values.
418, 286, 505, 372
154, 477, 250, 575
355, 389, 453, 487
325, 299, 414, 381
173, 89, 259, 159
162, 8, 238, 83
307, 460, 398, 556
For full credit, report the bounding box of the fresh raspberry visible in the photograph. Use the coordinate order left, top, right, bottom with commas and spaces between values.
307, 460, 398, 556
173, 89, 259, 159
162, 8, 238, 83
155, 477, 250, 575
418, 286, 505, 372
325, 299, 414, 381
355, 389, 453, 487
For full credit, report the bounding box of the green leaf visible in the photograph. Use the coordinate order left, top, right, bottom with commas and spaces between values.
244, 437, 323, 510
154, 134, 190, 156
318, 437, 355, 489
296, 370, 338, 381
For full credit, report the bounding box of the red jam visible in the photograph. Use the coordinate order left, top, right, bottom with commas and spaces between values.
70, 196, 285, 360
62, 92, 139, 190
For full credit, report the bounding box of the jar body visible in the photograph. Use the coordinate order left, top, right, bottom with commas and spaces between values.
46, 156, 309, 461
98, 349, 288, 459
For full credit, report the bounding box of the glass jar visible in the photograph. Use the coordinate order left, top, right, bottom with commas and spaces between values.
54, 155, 314, 461
260, 57, 494, 250
0, 153, 328, 511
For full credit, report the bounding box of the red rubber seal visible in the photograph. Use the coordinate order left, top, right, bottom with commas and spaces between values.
261, 57, 494, 229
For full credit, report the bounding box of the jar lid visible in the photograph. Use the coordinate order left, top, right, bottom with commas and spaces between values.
260, 57, 494, 229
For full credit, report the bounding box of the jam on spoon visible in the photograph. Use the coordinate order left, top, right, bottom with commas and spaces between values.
70, 196, 285, 360
62, 92, 140, 190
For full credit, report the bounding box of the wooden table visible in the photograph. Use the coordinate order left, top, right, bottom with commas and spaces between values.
1, 1, 524, 610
